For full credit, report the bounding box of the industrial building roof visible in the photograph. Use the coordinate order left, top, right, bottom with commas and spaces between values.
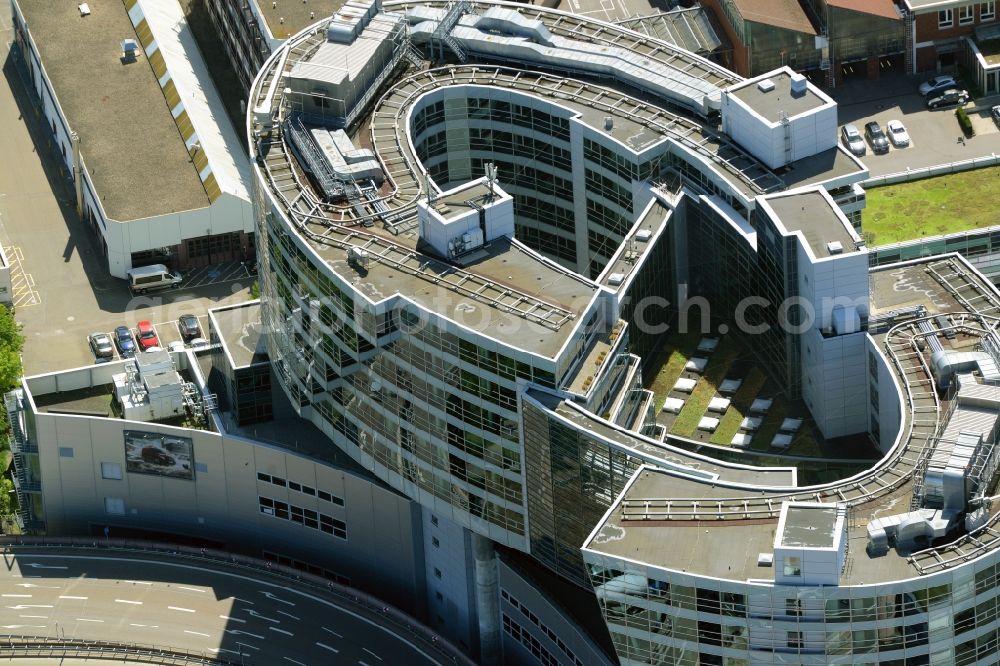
828, 0, 901, 21
725, 0, 818, 34
615, 8, 722, 55
17, 0, 209, 222
210, 301, 267, 369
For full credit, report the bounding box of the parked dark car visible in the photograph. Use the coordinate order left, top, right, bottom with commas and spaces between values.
114, 325, 136, 357
864, 121, 889, 154
992, 105, 1000, 126
88, 332, 114, 361
177, 314, 201, 341
927, 88, 969, 110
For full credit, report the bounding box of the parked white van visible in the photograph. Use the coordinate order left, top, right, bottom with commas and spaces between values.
127, 264, 183, 294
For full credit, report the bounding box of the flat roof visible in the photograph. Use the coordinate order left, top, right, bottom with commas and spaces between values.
902, 0, 963, 12
431, 181, 499, 220
764, 189, 859, 259
586, 257, 1000, 584
256, 0, 348, 40
779, 504, 839, 548
211, 302, 267, 368
17, 0, 210, 222
726, 0, 817, 34
728, 71, 829, 123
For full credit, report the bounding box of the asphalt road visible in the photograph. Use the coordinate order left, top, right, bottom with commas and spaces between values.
0, 550, 441, 666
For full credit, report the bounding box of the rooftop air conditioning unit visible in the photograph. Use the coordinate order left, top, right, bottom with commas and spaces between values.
79, 3, 91, 16
607, 273, 625, 286
790, 73, 808, 97
827, 241, 844, 255
757, 79, 775, 93
635, 229, 653, 242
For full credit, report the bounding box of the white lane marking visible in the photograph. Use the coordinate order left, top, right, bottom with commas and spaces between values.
2, 594, 31, 598
18, 614, 48, 619
259, 590, 295, 606
123, 580, 153, 585
276, 610, 299, 620
363, 648, 383, 661
75, 618, 104, 623
323, 627, 343, 639
246, 609, 279, 623
23, 563, 68, 570
115, 599, 143, 605
283, 658, 307, 666
14, 583, 58, 589
225, 629, 265, 640
0, 624, 46, 629
359, 661, 372, 666
177, 585, 206, 593
15, 554, 440, 664
219, 615, 246, 623
167, 606, 196, 613
129, 623, 159, 628
184, 630, 211, 638
58, 596, 88, 600
233, 597, 255, 606
208, 648, 243, 656
270, 626, 294, 636
6, 605, 53, 609
317, 642, 340, 654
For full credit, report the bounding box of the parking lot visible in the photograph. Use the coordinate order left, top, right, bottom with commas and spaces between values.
0, 38, 251, 374
89, 312, 212, 363
835, 74, 1000, 177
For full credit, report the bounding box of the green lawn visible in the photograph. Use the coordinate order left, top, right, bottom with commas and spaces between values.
709, 368, 767, 446
864, 167, 1000, 246
671, 340, 740, 437
645, 331, 701, 413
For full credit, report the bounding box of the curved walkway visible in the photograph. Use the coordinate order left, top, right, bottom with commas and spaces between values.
0, 538, 471, 666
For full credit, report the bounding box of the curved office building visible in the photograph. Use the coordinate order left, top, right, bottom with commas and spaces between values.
246, 1, 1000, 663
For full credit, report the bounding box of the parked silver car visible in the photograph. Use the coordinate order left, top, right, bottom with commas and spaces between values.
840, 123, 865, 156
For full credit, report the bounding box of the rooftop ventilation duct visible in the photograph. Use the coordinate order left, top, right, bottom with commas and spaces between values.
757, 79, 775, 93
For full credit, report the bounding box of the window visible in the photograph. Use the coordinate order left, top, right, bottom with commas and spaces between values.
784, 556, 802, 576
101, 463, 123, 480
59, 447, 74, 458
961, 5, 975, 24
105, 497, 125, 515
432, 537, 440, 548
434, 567, 442, 579
984, 1, 996, 20
939, 8, 953, 27
288, 481, 301, 492
431, 515, 439, 526
435, 591, 444, 602
257, 472, 270, 482
788, 631, 803, 649
786, 598, 803, 616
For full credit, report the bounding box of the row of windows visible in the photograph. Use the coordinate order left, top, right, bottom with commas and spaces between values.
501, 589, 584, 666
468, 128, 573, 172
584, 168, 633, 212
259, 496, 347, 539
412, 98, 572, 143
256, 471, 345, 507
515, 225, 576, 263
939, 2, 995, 28
503, 614, 563, 666
514, 193, 575, 233
262, 550, 350, 587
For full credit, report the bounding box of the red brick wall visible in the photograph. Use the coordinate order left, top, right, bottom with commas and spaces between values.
914, 6, 996, 42
701, 0, 751, 77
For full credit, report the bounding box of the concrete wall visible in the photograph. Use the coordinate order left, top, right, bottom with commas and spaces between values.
30, 406, 425, 615
868, 333, 904, 454
421, 507, 477, 655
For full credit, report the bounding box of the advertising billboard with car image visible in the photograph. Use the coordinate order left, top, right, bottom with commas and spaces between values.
124, 430, 194, 480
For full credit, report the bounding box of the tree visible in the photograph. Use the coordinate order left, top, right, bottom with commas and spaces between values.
0, 306, 23, 358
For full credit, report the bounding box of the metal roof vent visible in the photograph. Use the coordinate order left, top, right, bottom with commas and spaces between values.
604, 116, 614, 130
757, 79, 775, 93
827, 240, 844, 255
607, 273, 625, 286
79, 3, 91, 16
790, 73, 808, 97
635, 229, 653, 242
121, 38, 139, 63
757, 552, 773, 566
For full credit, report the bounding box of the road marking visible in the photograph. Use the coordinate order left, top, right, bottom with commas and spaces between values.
167, 606, 196, 613
123, 580, 153, 586
7, 246, 40, 308
2, 594, 31, 598
233, 597, 255, 606
115, 599, 143, 605
23, 563, 67, 570
58, 596, 88, 600
18, 614, 48, 619
247, 609, 279, 623
6, 604, 53, 609
75, 618, 104, 623
359, 661, 372, 666
270, 626, 294, 636
208, 648, 243, 656
225, 629, 265, 640
177, 585, 206, 593
259, 590, 295, 606
15, 583, 59, 589
317, 642, 340, 654
323, 627, 343, 639
276, 610, 300, 620
283, 658, 307, 666
184, 630, 211, 638
363, 648, 383, 661
219, 615, 246, 623
0, 624, 46, 629
129, 623, 159, 628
